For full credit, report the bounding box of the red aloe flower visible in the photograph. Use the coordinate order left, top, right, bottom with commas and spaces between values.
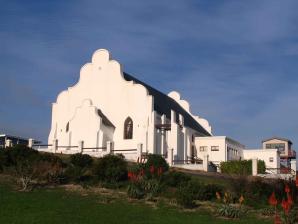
128, 171, 132, 179
274, 214, 281, 224
287, 193, 293, 206
285, 184, 290, 193
149, 165, 155, 175
281, 199, 290, 214
268, 192, 278, 206
139, 169, 145, 177
157, 167, 163, 176
132, 173, 138, 182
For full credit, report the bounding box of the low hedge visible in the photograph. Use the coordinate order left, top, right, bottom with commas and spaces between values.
220, 160, 266, 175
93, 154, 128, 184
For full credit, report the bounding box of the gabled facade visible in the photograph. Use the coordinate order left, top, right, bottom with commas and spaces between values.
48, 49, 212, 162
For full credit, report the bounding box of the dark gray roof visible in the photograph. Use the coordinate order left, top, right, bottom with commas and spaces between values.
97, 109, 115, 128
262, 136, 292, 144
123, 72, 211, 136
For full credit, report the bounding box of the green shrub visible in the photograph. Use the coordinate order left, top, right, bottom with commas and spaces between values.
127, 163, 164, 199
144, 178, 162, 199
65, 153, 94, 184
0, 150, 4, 172
128, 163, 145, 175
70, 153, 93, 168
176, 180, 199, 208
4, 145, 40, 167
145, 154, 169, 174
229, 177, 272, 206
2, 145, 41, 190
37, 153, 66, 184
257, 160, 266, 174
93, 154, 127, 184
196, 183, 223, 201
162, 171, 191, 187
281, 207, 298, 224
245, 178, 272, 203
127, 178, 162, 200
127, 181, 145, 199
271, 179, 296, 202
229, 177, 248, 197
1, 146, 67, 188
220, 160, 266, 175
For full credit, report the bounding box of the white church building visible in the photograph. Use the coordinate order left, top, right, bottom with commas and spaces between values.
48, 49, 212, 162
46, 49, 286, 173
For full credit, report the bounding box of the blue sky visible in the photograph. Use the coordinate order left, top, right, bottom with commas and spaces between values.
1, 0, 298, 148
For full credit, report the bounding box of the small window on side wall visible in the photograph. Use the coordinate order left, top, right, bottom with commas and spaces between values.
269, 157, 274, 162
200, 146, 207, 152
66, 122, 69, 132
124, 117, 133, 139
211, 146, 219, 151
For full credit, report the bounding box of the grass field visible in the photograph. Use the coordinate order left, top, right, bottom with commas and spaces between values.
0, 182, 272, 224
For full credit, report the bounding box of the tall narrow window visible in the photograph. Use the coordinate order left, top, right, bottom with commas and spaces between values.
124, 117, 133, 139
66, 122, 69, 132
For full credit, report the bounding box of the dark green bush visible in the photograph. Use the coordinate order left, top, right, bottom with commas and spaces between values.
229, 177, 272, 206
162, 171, 191, 187
4, 145, 40, 167
144, 178, 162, 198
145, 154, 169, 173
127, 178, 162, 200
70, 153, 93, 168
245, 178, 272, 203
65, 154, 94, 184
176, 180, 199, 208
0, 150, 4, 172
230, 177, 248, 198
257, 161, 266, 174
0, 146, 67, 188
127, 181, 145, 199
271, 179, 296, 202
128, 163, 145, 174
37, 153, 66, 184
1, 145, 42, 190
196, 183, 223, 201
93, 154, 127, 184
220, 160, 266, 175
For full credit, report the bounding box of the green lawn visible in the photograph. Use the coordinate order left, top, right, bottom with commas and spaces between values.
0, 183, 272, 224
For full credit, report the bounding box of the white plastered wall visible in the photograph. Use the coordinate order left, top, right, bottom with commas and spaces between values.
48, 49, 153, 152
195, 136, 245, 165
242, 149, 280, 169
195, 136, 227, 164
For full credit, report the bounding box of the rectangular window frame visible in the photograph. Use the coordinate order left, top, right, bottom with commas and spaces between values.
199, 146, 207, 152
211, 146, 219, 151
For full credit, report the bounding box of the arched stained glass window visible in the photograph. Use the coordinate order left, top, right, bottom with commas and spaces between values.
124, 117, 133, 139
